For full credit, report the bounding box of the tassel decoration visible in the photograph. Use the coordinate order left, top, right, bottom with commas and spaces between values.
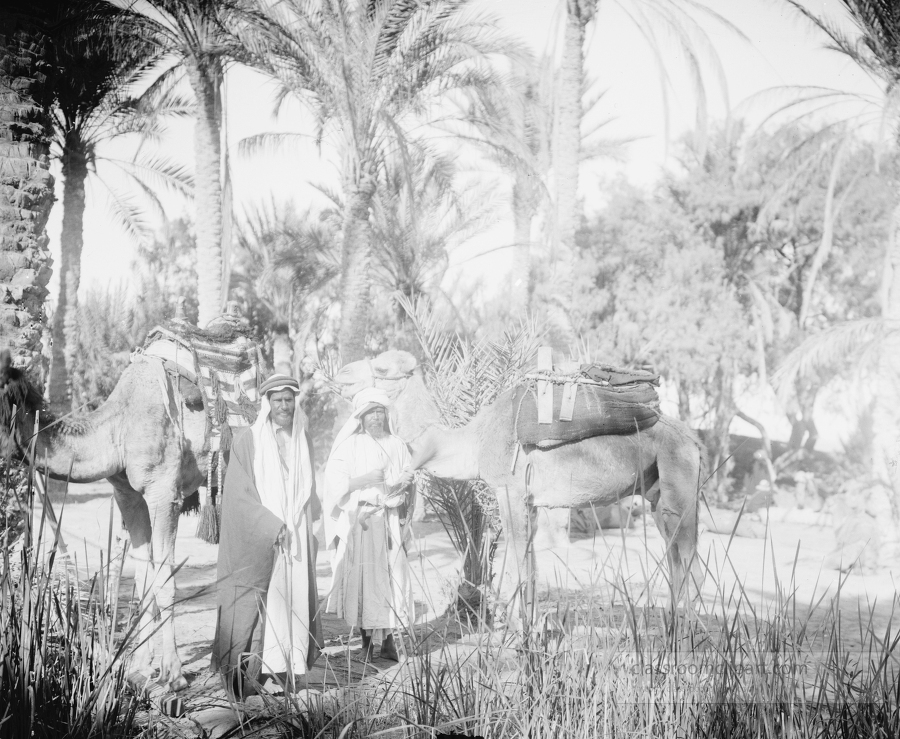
196, 452, 220, 544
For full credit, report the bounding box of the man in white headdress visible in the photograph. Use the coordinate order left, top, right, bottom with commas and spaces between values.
212, 374, 322, 699
324, 387, 415, 661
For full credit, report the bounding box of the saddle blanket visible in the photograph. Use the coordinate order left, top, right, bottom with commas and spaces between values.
514, 372, 660, 448
142, 325, 262, 441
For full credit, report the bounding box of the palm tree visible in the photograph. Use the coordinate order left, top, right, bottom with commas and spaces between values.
240, 0, 517, 362
46, 3, 192, 412
778, 0, 900, 545
398, 294, 543, 613
465, 58, 627, 320
459, 61, 551, 317
363, 150, 501, 323
102, 0, 246, 328
553, 0, 737, 342
0, 1, 58, 381
230, 201, 340, 375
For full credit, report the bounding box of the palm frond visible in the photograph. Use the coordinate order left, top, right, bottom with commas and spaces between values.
95, 180, 154, 246
238, 131, 316, 158
396, 293, 545, 427
104, 153, 195, 197
772, 317, 894, 399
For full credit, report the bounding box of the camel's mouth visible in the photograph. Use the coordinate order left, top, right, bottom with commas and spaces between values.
312, 368, 362, 400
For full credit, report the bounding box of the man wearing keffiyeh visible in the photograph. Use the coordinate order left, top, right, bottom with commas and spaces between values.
324, 387, 415, 662
211, 374, 322, 699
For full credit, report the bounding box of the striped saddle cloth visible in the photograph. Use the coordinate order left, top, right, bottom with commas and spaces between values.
142, 322, 263, 451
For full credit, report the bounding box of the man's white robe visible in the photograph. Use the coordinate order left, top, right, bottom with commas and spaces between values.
325, 432, 414, 637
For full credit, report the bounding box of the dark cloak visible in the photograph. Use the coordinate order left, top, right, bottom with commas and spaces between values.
210, 427, 322, 699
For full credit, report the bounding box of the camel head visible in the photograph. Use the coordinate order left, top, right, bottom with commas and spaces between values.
333, 350, 419, 401
0, 349, 43, 457
333, 349, 476, 476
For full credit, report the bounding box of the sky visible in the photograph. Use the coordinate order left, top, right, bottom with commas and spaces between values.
46, 0, 882, 305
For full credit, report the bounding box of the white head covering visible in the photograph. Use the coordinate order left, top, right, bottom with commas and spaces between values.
329, 387, 392, 456
322, 387, 393, 548
250, 376, 313, 555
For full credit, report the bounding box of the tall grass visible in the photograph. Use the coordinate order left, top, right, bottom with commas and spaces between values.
288, 545, 899, 739
0, 462, 140, 738
3, 442, 896, 739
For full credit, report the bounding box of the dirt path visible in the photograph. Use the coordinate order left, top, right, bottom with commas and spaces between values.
30, 481, 898, 733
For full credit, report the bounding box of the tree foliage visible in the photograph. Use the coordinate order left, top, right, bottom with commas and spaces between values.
238, 0, 517, 361
570, 122, 895, 495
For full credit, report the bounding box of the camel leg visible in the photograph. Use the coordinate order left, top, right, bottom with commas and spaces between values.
147, 489, 187, 691
651, 444, 704, 608
113, 486, 155, 678
114, 482, 187, 690
495, 484, 535, 628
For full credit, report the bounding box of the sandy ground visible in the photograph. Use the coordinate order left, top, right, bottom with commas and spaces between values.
27, 480, 899, 730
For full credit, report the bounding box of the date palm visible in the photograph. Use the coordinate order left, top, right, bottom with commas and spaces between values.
0, 1, 58, 380
102, 0, 246, 327
553, 0, 738, 340
778, 0, 900, 542
350, 150, 501, 321
46, 4, 192, 412
230, 200, 340, 374
240, 0, 517, 362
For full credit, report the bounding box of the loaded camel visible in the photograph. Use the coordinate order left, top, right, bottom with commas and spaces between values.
334, 350, 706, 621
0, 349, 210, 690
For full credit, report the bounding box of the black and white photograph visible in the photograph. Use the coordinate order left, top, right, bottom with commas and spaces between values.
1, 0, 898, 736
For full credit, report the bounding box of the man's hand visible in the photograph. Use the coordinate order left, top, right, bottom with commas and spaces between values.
351, 469, 385, 491
396, 467, 415, 487
358, 489, 382, 505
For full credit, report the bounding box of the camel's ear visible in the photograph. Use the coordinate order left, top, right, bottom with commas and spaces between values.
394, 351, 417, 375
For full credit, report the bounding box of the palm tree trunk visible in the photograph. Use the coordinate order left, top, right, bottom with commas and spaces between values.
0, 8, 55, 382
555, 5, 586, 274
510, 173, 534, 316
185, 57, 224, 328
550, 0, 589, 345
270, 323, 292, 375
338, 173, 376, 362
48, 134, 88, 413
873, 202, 900, 545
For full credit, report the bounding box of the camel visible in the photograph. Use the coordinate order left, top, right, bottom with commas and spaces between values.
333, 349, 707, 622
0, 349, 210, 690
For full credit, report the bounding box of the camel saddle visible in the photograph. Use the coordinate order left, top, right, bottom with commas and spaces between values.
141, 320, 264, 452
514, 362, 660, 449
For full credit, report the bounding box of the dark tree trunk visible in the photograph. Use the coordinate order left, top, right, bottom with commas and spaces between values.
0, 4, 55, 383
48, 132, 87, 412
677, 376, 692, 423
706, 362, 737, 502
787, 378, 818, 452
338, 173, 376, 362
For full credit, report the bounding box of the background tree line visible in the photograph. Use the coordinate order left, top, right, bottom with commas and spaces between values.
1, 0, 897, 525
